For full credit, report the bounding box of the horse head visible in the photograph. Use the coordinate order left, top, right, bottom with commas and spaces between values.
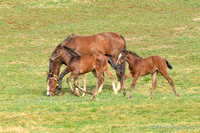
46, 44, 63, 97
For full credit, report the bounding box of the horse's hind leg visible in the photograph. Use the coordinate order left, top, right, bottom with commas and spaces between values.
149, 71, 158, 99
160, 70, 179, 98
82, 74, 87, 96
89, 71, 104, 102
105, 68, 117, 94
74, 76, 80, 96
97, 74, 105, 94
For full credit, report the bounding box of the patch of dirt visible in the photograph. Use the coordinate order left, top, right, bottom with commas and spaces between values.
0, 126, 27, 133
171, 26, 187, 30
193, 17, 200, 22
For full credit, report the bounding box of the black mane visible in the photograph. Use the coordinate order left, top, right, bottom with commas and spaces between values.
63, 46, 80, 56
129, 51, 141, 58
56, 34, 74, 48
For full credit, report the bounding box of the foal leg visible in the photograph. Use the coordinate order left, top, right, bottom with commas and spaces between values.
74, 76, 92, 95
92, 70, 104, 94
89, 71, 104, 102
160, 70, 179, 98
67, 73, 80, 97
128, 75, 139, 99
82, 74, 87, 96
58, 67, 70, 95
105, 68, 117, 94
97, 74, 105, 94
149, 71, 158, 99
74, 76, 80, 96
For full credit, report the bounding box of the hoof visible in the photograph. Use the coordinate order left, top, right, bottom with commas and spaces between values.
123, 91, 126, 96
97, 91, 102, 94
58, 92, 62, 96
50, 94, 54, 97
76, 93, 80, 97
148, 97, 152, 99
128, 96, 132, 99
89, 98, 93, 102
176, 94, 179, 98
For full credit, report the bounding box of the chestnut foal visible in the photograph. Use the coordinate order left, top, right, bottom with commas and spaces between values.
117, 50, 179, 99
61, 46, 118, 101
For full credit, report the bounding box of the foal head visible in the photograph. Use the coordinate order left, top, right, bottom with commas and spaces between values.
117, 50, 141, 66
117, 50, 130, 65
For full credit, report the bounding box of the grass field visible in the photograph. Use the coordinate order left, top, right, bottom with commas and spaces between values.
0, 0, 200, 132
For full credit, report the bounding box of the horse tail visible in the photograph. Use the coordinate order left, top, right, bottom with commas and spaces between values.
107, 58, 117, 70
165, 59, 173, 69
120, 35, 126, 50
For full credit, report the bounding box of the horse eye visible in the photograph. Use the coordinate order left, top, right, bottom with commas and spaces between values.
55, 51, 58, 55
50, 81, 52, 84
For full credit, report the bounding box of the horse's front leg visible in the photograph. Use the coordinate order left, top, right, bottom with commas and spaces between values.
74, 75, 92, 95
58, 67, 70, 96
67, 72, 80, 97
128, 75, 139, 99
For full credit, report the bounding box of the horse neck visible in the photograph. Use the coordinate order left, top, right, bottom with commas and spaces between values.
62, 50, 75, 66
51, 60, 62, 76
127, 54, 141, 66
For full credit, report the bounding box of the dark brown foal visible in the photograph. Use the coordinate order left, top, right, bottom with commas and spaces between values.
61, 46, 117, 101
118, 50, 179, 99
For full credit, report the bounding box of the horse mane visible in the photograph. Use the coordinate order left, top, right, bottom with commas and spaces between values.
63, 46, 80, 56
62, 34, 74, 43
129, 51, 141, 58
56, 43, 62, 48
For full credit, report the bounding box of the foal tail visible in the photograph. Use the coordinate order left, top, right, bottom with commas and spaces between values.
107, 58, 117, 70
165, 59, 173, 69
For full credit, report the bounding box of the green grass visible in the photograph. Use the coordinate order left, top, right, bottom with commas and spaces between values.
0, 0, 200, 132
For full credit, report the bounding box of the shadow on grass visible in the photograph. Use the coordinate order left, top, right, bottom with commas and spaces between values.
42, 84, 114, 96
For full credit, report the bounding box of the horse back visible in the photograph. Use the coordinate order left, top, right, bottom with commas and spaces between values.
151, 55, 168, 71
62, 32, 125, 60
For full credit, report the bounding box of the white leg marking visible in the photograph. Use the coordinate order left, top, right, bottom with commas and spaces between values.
112, 82, 117, 94
117, 81, 121, 92
75, 88, 80, 96
47, 80, 50, 96
116, 53, 122, 65
82, 84, 86, 96
98, 84, 104, 94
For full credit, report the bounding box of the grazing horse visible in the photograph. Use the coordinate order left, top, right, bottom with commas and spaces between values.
47, 32, 127, 96
47, 43, 87, 96
50, 46, 118, 101
117, 50, 179, 99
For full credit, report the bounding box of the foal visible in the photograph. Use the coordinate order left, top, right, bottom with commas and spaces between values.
61, 46, 118, 101
118, 50, 179, 99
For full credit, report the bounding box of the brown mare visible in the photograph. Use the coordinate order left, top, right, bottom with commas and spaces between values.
57, 46, 117, 101
47, 32, 127, 96
117, 50, 179, 99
